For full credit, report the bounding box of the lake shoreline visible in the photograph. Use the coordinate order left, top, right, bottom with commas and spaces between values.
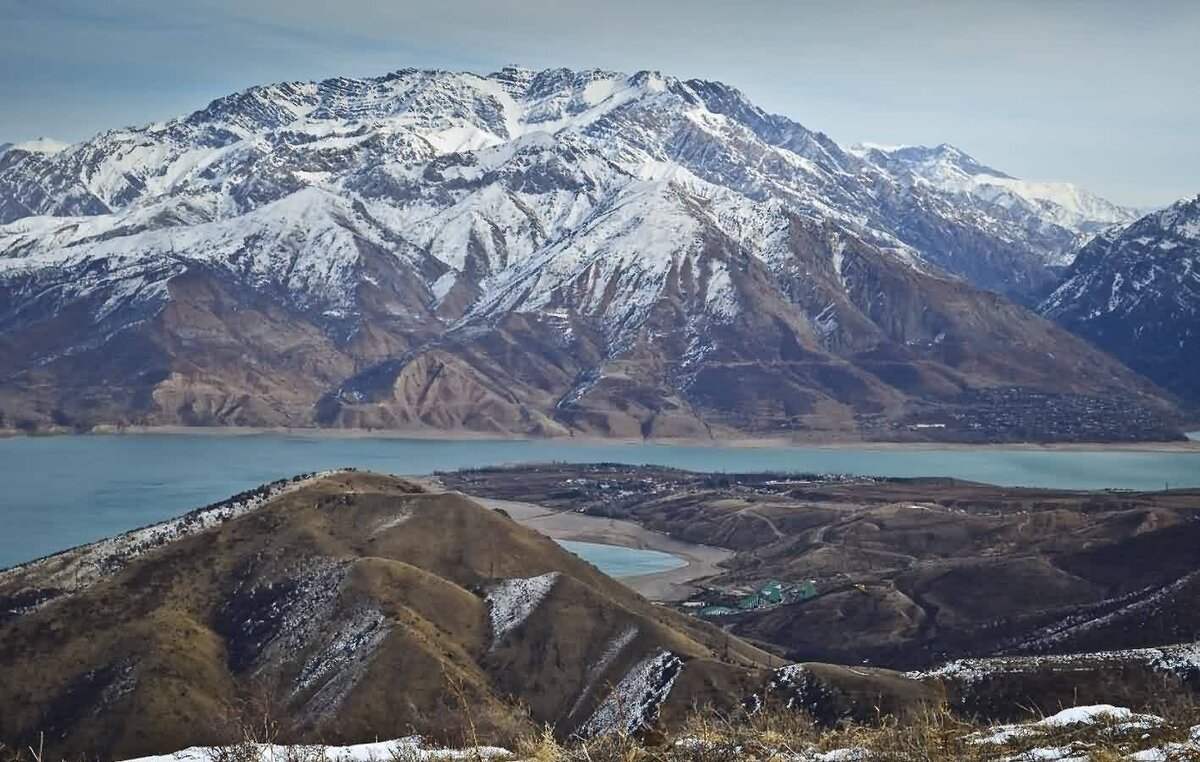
446, 488, 731, 603
4, 433, 1200, 567
3, 424, 1199, 453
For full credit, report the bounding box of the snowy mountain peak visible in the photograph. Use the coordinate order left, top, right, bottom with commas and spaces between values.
1153, 193, 1200, 237
0, 136, 70, 157
853, 142, 1011, 179
0, 64, 1182, 439
853, 141, 1138, 237
1040, 193, 1200, 404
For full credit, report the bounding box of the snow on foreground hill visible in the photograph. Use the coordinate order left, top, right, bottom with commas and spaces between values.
115, 705, 1200, 762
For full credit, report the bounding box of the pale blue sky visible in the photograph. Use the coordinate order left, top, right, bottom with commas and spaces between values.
3, 0, 1196, 207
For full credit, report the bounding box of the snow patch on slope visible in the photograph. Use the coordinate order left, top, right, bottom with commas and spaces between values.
580, 650, 684, 736
907, 639, 1200, 685
569, 624, 641, 719
485, 572, 559, 647
120, 738, 510, 762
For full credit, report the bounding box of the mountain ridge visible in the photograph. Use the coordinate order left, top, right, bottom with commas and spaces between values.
1041, 194, 1200, 406
0, 66, 1183, 441
0, 471, 942, 760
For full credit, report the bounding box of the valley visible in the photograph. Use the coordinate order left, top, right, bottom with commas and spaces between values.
455, 491, 731, 602
440, 464, 1200, 675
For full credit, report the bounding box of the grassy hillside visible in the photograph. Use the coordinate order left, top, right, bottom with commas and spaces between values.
0, 472, 938, 761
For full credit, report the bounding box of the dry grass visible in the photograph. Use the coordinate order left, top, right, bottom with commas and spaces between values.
5, 696, 1200, 762
509, 699, 1200, 761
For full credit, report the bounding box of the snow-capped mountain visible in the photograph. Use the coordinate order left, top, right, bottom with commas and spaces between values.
854, 143, 1136, 234
0, 69, 1129, 297
0, 67, 1181, 440
1042, 195, 1200, 405
851, 142, 1138, 273
0, 137, 69, 159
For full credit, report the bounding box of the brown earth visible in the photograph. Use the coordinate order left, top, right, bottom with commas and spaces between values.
0, 215, 1186, 444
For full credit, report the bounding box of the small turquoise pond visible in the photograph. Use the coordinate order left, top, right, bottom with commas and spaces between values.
556, 540, 688, 577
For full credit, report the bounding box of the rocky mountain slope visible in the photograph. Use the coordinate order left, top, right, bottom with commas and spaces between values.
0, 471, 942, 761
1041, 195, 1200, 406
0, 67, 1180, 441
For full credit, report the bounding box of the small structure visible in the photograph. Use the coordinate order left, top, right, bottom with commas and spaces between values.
736, 580, 785, 610
758, 579, 784, 605
793, 579, 818, 600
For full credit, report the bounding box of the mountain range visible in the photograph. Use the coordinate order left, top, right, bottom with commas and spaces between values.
1041, 195, 1200, 405
0, 66, 1186, 440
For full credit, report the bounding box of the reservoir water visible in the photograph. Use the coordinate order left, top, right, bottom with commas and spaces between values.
556, 540, 688, 577
1, 433, 1198, 569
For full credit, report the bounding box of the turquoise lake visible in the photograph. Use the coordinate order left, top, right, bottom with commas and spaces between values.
556, 540, 688, 577
1, 433, 1198, 569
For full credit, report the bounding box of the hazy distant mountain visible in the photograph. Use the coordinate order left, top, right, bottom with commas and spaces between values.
854, 143, 1136, 235
1042, 195, 1200, 405
0, 67, 1181, 440
850, 142, 1138, 291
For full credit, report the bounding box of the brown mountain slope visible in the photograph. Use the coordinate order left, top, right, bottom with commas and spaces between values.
317, 216, 1184, 443
0, 471, 939, 761
0, 213, 1184, 443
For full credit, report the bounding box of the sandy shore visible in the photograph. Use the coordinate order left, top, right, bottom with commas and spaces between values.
468, 495, 731, 603
6, 424, 1199, 452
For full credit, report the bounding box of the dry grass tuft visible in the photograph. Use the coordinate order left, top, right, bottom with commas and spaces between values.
5, 692, 1199, 762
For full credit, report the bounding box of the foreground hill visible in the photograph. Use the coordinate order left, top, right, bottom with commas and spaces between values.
0, 67, 1181, 442
0, 471, 941, 761
3, 469, 1198, 762
1042, 194, 1200, 407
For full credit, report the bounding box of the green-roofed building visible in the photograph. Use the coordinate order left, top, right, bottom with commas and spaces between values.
758, 580, 784, 605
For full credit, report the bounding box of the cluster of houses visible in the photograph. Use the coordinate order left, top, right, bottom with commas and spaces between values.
683, 579, 819, 619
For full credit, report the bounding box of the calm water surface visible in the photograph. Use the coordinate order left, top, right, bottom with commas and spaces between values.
557, 540, 688, 577
1, 433, 1198, 568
